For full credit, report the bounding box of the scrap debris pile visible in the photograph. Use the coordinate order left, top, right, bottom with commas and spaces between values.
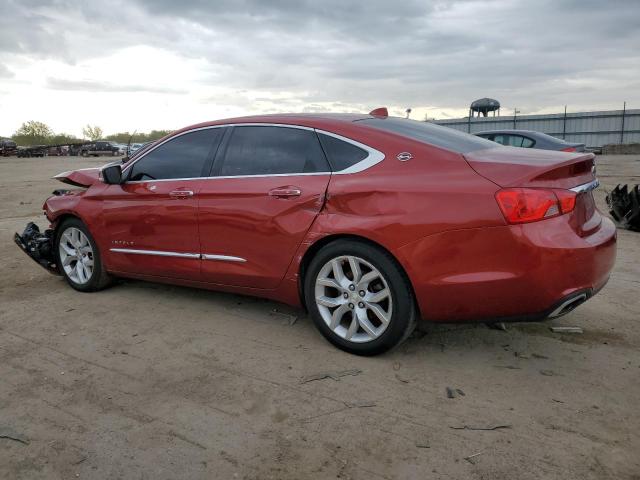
606, 184, 640, 231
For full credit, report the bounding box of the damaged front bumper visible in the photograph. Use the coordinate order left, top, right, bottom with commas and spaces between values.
14, 222, 60, 274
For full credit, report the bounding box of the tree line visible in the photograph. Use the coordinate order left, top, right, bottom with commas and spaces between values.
3, 120, 173, 146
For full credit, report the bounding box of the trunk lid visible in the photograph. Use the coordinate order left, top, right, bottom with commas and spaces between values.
464, 146, 595, 189
52, 168, 101, 188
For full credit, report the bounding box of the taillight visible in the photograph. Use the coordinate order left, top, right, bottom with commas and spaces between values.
561, 146, 577, 152
553, 189, 577, 214
495, 188, 577, 224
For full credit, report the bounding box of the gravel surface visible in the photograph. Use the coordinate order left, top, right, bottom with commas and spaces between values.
1, 154, 639, 479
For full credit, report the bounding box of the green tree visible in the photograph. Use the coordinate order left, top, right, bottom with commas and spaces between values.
50, 133, 81, 145
12, 120, 54, 146
105, 129, 173, 144
83, 125, 103, 141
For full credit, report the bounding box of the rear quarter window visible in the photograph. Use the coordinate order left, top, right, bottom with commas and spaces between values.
358, 117, 496, 154
318, 133, 368, 171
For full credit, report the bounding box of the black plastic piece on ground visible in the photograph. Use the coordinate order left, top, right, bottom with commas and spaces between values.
606, 184, 640, 231
14, 222, 59, 274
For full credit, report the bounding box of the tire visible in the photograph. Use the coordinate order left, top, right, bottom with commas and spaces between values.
55, 218, 112, 292
81, 150, 88, 157
304, 240, 417, 356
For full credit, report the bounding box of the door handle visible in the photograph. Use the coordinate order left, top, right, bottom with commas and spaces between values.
268, 186, 302, 198
169, 190, 194, 199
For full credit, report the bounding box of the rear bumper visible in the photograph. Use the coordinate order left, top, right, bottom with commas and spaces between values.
397, 214, 617, 322
14, 222, 59, 274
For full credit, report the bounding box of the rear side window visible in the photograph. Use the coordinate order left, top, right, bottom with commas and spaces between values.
219, 126, 328, 176
129, 129, 222, 181
359, 117, 495, 154
318, 133, 368, 171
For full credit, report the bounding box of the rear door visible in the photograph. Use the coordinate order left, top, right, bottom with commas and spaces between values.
102, 127, 224, 279
198, 125, 331, 289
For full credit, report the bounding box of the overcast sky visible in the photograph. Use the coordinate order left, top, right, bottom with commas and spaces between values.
1, 0, 639, 137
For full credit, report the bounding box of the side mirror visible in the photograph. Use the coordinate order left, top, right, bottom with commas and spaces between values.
102, 164, 123, 184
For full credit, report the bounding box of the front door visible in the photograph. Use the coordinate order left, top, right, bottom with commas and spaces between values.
198, 125, 331, 289
102, 127, 224, 279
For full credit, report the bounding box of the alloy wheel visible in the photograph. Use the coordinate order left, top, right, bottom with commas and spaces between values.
59, 227, 94, 284
314, 255, 393, 343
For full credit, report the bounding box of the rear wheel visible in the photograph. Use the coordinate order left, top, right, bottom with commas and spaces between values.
55, 218, 112, 292
304, 240, 417, 356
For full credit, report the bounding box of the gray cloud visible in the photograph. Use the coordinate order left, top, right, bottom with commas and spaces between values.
46, 78, 187, 94
0, 63, 14, 78
2, 0, 640, 116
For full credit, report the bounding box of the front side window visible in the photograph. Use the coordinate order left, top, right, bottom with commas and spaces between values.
129, 129, 222, 181
219, 126, 329, 176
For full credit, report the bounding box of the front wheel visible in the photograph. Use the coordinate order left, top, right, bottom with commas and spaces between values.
304, 240, 417, 356
55, 218, 112, 292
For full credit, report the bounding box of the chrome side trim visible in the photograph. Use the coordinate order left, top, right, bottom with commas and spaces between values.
202, 254, 247, 263
121, 122, 385, 183
122, 123, 312, 177
125, 171, 331, 184
110, 248, 246, 263
570, 179, 599, 194
110, 248, 200, 259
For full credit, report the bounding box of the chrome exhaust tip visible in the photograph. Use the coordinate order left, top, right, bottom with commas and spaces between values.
548, 293, 588, 319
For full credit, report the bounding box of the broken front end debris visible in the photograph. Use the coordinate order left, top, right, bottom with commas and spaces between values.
14, 222, 59, 274
606, 184, 640, 231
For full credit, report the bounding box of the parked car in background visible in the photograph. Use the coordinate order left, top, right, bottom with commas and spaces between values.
69, 144, 84, 156
1, 138, 18, 156
79, 141, 121, 157
47, 145, 69, 156
475, 130, 586, 152
14, 109, 615, 355
16, 145, 48, 157
115, 144, 128, 155
127, 143, 144, 156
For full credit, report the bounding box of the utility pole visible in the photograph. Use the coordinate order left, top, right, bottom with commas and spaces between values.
562, 105, 567, 140
513, 108, 520, 129
621, 101, 626, 144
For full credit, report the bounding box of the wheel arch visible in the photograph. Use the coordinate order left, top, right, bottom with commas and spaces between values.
51, 212, 85, 232
297, 233, 419, 316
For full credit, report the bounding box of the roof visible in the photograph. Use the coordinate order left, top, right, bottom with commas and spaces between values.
167, 112, 378, 139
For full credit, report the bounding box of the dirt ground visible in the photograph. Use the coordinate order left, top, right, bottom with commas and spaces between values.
1, 153, 639, 480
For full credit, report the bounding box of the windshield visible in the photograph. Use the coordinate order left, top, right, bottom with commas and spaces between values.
358, 117, 497, 154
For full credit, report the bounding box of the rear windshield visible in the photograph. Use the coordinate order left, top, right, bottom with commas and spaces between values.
358, 117, 497, 154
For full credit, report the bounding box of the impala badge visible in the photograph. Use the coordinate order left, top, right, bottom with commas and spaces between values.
397, 152, 413, 162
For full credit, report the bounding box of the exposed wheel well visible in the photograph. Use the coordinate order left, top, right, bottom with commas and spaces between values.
297, 234, 418, 315
53, 213, 81, 231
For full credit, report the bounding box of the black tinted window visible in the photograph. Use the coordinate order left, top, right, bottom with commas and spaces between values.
220, 126, 328, 176
129, 129, 221, 181
492, 134, 508, 146
318, 134, 368, 171
359, 117, 496, 154
521, 137, 535, 148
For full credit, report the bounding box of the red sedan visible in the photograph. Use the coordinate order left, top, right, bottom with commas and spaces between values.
15, 108, 616, 355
